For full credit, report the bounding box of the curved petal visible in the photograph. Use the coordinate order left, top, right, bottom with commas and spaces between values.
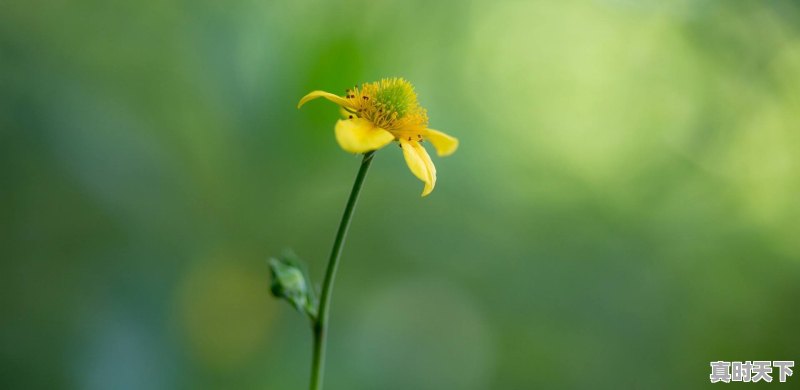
401, 140, 436, 196
414, 142, 437, 196
424, 128, 459, 157
297, 90, 352, 109
339, 106, 357, 119
335, 118, 395, 154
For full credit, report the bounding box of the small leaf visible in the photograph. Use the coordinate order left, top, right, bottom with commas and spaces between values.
268, 250, 317, 320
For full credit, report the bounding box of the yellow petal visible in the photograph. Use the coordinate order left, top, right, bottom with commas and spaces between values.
297, 90, 352, 109
339, 106, 357, 119
335, 118, 395, 154
401, 140, 437, 196
414, 142, 437, 196
424, 128, 459, 157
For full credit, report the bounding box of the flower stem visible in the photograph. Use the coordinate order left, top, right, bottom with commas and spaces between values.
310, 151, 375, 390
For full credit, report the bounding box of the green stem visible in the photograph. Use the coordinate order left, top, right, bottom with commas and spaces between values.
310, 151, 375, 390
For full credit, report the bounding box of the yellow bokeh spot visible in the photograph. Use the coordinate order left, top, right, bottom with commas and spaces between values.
173, 255, 274, 371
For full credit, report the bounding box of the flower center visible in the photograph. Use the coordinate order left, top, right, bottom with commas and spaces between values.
346, 78, 428, 136
374, 79, 416, 118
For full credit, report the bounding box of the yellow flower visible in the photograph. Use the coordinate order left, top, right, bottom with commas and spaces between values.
298, 78, 458, 196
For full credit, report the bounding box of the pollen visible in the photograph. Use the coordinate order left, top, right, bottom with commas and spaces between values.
346, 78, 428, 135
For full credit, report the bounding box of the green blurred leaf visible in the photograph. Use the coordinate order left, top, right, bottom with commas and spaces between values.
268, 250, 317, 321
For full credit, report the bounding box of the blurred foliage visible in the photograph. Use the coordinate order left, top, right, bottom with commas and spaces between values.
268, 251, 316, 319
2, 0, 799, 389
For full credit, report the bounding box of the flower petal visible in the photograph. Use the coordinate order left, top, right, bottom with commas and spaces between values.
424, 128, 459, 157
401, 140, 437, 196
335, 118, 395, 154
297, 90, 352, 109
339, 106, 357, 119
414, 142, 437, 196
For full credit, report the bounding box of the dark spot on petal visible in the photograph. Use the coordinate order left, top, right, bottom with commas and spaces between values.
348, 115, 353, 119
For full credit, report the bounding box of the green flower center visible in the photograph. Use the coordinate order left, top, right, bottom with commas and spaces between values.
344, 78, 428, 132
374, 79, 417, 118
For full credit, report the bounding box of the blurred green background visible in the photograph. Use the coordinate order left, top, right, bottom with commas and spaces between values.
2, 0, 799, 388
